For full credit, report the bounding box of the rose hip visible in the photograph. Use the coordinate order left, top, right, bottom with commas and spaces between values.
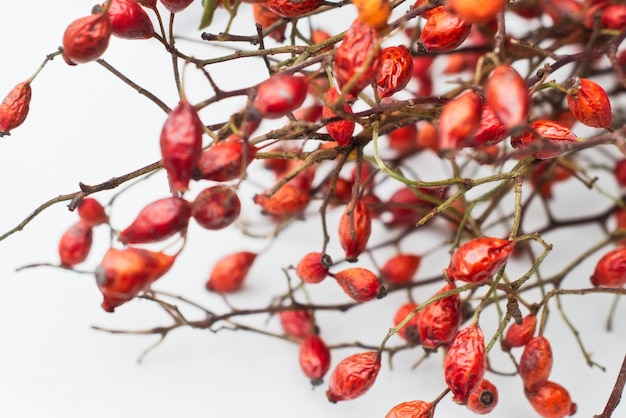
253, 3, 286, 43
62, 12, 112, 64
385, 400, 434, 418
352, 0, 392, 30
376, 45, 414, 99
565, 76, 612, 129
191, 186, 241, 230
253, 184, 310, 217
438, 90, 483, 153
465, 104, 508, 148
265, 0, 323, 18
519, 335, 553, 391
105, 0, 154, 39
387, 124, 418, 155
502, 313, 537, 351
322, 87, 355, 146
205, 251, 257, 293
295, 252, 331, 284
77, 198, 109, 227
443, 322, 486, 404
485, 64, 530, 130
466, 378, 498, 415
299, 334, 331, 386
449, 0, 506, 23
590, 247, 626, 288
332, 267, 383, 302
119, 196, 191, 244
253, 74, 308, 119
446, 237, 515, 284
0, 80, 31, 135
417, 282, 461, 351
380, 253, 421, 285
393, 302, 421, 344
419, 6, 472, 53
511, 120, 578, 160
194, 137, 257, 182
524, 381, 577, 418
326, 351, 381, 403
338, 199, 372, 262
279, 309, 314, 339
58, 221, 93, 267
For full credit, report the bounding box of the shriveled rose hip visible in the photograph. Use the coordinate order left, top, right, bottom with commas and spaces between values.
565, 76, 612, 129
77, 198, 109, 227
279, 309, 314, 339
0, 80, 31, 135
520, 335, 553, 391
58, 221, 93, 267
465, 104, 508, 148
96, 247, 176, 312
105, 0, 154, 39
253, 74, 308, 119
511, 120, 578, 160
443, 322, 486, 404
299, 334, 331, 386
326, 351, 381, 403
353, 0, 392, 30
419, 6, 471, 53
501, 313, 537, 351
194, 137, 258, 182
296, 252, 331, 284
205, 251, 257, 293
191, 186, 241, 230
417, 282, 461, 351
62, 12, 112, 64
485, 64, 530, 130
590, 247, 626, 288
160, 0, 194, 13
446, 237, 515, 284
119, 196, 191, 244
265, 0, 323, 18
393, 302, 421, 344
253, 184, 310, 217
449, 0, 506, 23
160, 99, 204, 192
466, 378, 498, 415
438, 90, 483, 153
385, 400, 434, 418
322, 87, 355, 146
338, 199, 372, 262
376, 45, 414, 98
331, 267, 383, 302
380, 253, 421, 285
524, 381, 577, 418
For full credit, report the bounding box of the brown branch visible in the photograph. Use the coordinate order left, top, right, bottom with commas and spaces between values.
595, 353, 626, 418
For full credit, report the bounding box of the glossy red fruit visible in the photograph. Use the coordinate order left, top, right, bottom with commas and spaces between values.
438, 90, 483, 153
380, 253, 421, 285
254, 74, 308, 119
77, 198, 109, 227
485, 64, 530, 130
296, 252, 331, 284
590, 247, 626, 288
160, 99, 204, 192
338, 200, 372, 262
119, 196, 191, 244
253, 3, 286, 43
524, 381, 577, 418
449, 0, 506, 23
194, 137, 258, 182
265, 0, 324, 18
58, 221, 93, 267
393, 302, 421, 344
419, 6, 472, 53
62, 12, 112, 64
96, 247, 176, 312
205, 251, 257, 293
353, 0, 392, 30
332, 267, 383, 302
465, 104, 508, 148
511, 120, 578, 160
446, 237, 515, 284
254, 184, 310, 217
279, 309, 314, 339
417, 282, 461, 350
333, 18, 383, 98
443, 322, 486, 404
501, 313, 537, 351
299, 334, 331, 386
565, 76, 612, 129
326, 351, 381, 403
376, 45, 414, 98
0, 81, 31, 135
191, 186, 241, 230
385, 400, 434, 418
322, 87, 355, 146
105, 0, 153, 39
520, 335, 553, 391
466, 378, 498, 415
160, 0, 194, 13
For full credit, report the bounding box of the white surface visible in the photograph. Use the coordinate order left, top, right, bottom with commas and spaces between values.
0, 2, 624, 417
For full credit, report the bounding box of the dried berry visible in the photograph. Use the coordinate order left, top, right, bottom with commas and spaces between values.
265, 0, 324, 18
191, 185, 241, 230
333, 18, 383, 98
160, 0, 194, 13
279, 309, 314, 339
205, 251, 257, 293
466, 378, 499, 415
438, 90, 483, 153
502, 313, 537, 351
332, 267, 383, 302
58, 221, 93, 267
446, 237, 515, 284
417, 282, 461, 351
419, 6, 472, 53
62, 12, 112, 64
484, 64, 530, 130
338, 199, 372, 262
160, 99, 204, 192
565, 76, 612, 129
253, 184, 310, 217
590, 247, 626, 288
322, 87, 355, 146
352, 0, 392, 30
448, 0, 506, 23
614, 158, 626, 188
326, 351, 381, 403
96, 247, 176, 312
376, 45, 414, 98
511, 120, 578, 160
524, 381, 577, 418
465, 104, 508, 148
443, 322, 486, 404
106, 0, 154, 39
299, 334, 331, 386
393, 302, 421, 344
254, 74, 308, 119
119, 196, 191, 244
77, 198, 109, 227
296, 252, 331, 284
385, 400, 434, 418
384, 186, 447, 228
0, 80, 32, 135
380, 253, 421, 285
520, 335, 553, 391
194, 137, 258, 182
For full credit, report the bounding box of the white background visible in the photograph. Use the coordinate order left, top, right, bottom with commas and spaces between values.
0, 2, 625, 417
